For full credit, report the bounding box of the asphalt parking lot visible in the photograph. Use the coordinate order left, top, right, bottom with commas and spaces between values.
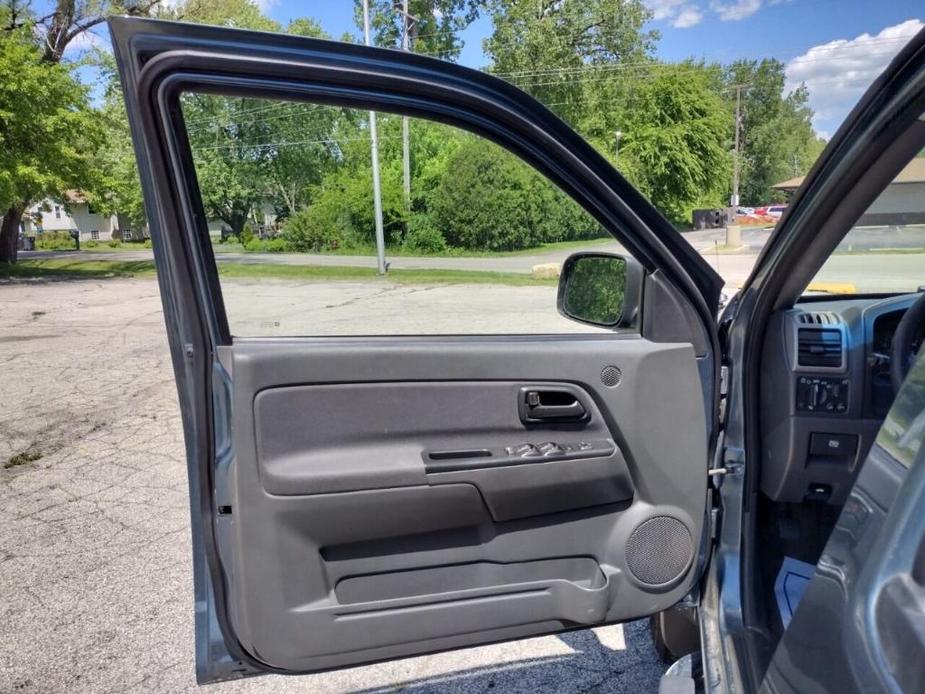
0, 276, 667, 694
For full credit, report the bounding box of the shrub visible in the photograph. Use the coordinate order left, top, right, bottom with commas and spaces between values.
429, 139, 540, 251
402, 216, 446, 254
281, 207, 342, 252
243, 237, 289, 253
265, 237, 287, 252
34, 231, 76, 250
107, 238, 121, 248
240, 225, 255, 247
84, 240, 98, 248
143, 239, 152, 249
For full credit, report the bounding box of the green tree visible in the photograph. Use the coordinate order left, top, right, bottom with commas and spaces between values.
0, 26, 103, 262
358, 0, 480, 60
484, 0, 657, 124
183, 94, 282, 236
619, 65, 729, 224
87, 51, 146, 228
163, 0, 279, 31
723, 59, 819, 204
0, 0, 160, 262
96, 4, 333, 234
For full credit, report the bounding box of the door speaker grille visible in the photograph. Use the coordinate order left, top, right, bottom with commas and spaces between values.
625, 516, 693, 587
600, 366, 622, 387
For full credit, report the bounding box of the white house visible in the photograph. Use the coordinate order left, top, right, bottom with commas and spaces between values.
25, 191, 120, 241
21, 192, 279, 243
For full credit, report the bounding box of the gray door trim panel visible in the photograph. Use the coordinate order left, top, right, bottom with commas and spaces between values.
218, 336, 708, 671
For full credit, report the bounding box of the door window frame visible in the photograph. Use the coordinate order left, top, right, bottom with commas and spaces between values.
137, 51, 720, 347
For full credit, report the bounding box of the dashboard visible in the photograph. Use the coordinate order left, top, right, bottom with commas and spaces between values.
759, 293, 921, 505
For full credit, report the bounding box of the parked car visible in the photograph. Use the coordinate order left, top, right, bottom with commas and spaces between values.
109, 17, 925, 693
755, 204, 787, 219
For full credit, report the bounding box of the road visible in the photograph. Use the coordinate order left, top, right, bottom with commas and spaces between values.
22, 224, 925, 293
0, 277, 667, 694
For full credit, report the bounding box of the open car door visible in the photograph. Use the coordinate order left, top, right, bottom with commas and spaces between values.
109, 16, 723, 683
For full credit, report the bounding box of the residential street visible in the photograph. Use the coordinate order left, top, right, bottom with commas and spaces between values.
0, 277, 667, 694
21, 224, 925, 293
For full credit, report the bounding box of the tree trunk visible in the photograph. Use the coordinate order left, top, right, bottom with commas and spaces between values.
0, 205, 24, 264
230, 211, 247, 238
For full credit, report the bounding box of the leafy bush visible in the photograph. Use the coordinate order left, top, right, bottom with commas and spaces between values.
244, 237, 289, 253
426, 138, 602, 251
402, 216, 446, 254
34, 231, 76, 250
143, 239, 152, 249
534, 187, 605, 243
84, 240, 98, 248
281, 207, 342, 252
240, 225, 255, 246
107, 238, 121, 248
429, 139, 539, 251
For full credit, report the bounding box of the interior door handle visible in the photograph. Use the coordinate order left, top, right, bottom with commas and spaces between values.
523, 390, 588, 421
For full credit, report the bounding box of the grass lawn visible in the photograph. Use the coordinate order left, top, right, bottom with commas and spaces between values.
0, 258, 555, 286
71, 237, 616, 258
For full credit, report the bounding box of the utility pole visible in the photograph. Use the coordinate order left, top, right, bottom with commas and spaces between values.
398, 0, 416, 214
730, 83, 749, 208
614, 130, 623, 164
363, 0, 387, 274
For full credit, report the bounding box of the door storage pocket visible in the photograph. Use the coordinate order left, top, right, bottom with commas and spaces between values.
335, 557, 605, 604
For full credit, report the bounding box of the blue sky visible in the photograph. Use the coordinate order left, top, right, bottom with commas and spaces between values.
257, 0, 923, 138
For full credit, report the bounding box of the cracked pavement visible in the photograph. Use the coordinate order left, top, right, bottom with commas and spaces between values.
0, 277, 666, 693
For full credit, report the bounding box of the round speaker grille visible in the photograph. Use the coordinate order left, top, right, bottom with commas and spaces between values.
601, 366, 622, 387
625, 516, 693, 586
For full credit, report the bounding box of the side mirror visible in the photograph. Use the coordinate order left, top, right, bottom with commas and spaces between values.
557, 252, 643, 329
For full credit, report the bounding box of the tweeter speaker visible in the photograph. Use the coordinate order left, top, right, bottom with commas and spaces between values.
625, 516, 693, 587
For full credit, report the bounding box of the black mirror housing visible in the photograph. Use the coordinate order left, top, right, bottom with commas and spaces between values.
557, 252, 643, 329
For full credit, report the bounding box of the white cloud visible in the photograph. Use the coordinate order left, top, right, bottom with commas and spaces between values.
709, 0, 762, 21
646, 0, 687, 21
646, 0, 703, 28
786, 19, 924, 134
673, 5, 704, 28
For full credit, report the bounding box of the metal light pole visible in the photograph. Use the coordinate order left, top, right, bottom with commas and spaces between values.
399, 0, 413, 214
363, 0, 387, 274
614, 130, 623, 164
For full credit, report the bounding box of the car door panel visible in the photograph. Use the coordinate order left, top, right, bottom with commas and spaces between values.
109, 16, 720, 681
219, 337, 706, 671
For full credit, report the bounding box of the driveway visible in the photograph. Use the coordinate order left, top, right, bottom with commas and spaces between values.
0, 277, 668, 694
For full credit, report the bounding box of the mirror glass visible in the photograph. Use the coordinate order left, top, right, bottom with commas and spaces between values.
560, 255, 627, 327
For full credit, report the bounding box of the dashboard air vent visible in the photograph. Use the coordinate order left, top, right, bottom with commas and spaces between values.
797, 311, 842, 325
797, 328, 843, 368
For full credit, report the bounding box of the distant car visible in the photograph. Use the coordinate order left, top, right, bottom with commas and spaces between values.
755, 205, 787, 219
